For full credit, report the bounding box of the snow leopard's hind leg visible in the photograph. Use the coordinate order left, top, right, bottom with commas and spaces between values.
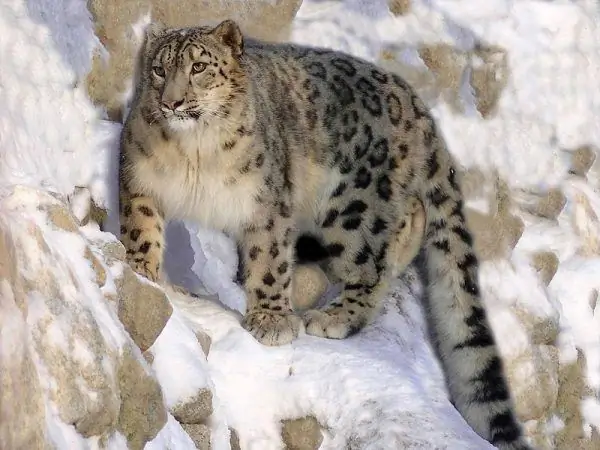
302, 192, 425, 339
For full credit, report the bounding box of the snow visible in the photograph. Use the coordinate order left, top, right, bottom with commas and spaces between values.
2, 0, 600, 449
150, 310, 213, 407
0, 0, 105, 200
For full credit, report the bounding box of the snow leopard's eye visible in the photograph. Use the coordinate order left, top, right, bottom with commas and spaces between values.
152, 66, 165, 78
191, 62, 206, 74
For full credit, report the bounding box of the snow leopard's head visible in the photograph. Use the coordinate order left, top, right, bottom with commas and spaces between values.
138, 19, 246, 131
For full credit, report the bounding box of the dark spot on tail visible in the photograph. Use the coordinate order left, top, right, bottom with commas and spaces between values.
471, 356, 511, 403
450, 200, 465, 220
461, 271, 480, 296
426, 151, 440, 179
448, 167, 460, 191
432, 239, 450, 253
354, 243, 371, 265
458, 252, 478, 272
455, 320, 495, 350
427, 187, 451, 208
489, 410, 523, 445
452, 226, 473, 246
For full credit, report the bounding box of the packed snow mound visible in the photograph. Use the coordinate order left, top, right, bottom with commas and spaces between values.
1, 0, 600, 449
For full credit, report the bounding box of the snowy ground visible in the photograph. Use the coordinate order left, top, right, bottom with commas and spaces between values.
2, 0, 600, 448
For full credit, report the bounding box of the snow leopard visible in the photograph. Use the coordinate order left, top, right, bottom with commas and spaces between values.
118, 19, 532, 450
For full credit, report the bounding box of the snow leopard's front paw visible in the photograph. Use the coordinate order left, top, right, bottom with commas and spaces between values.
242, 311, 301, 346
126, 252, 160, 283
303, 308, 365, 339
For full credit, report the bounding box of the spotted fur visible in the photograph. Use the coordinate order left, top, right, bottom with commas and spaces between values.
118, 20, 532, 449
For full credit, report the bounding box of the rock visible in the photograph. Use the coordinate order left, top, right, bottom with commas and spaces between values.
513, 306, 559, 346
459, 167, 489, 201
97, 238, 127, 263
567, 145, 596, 177
181, 423, 211, 450
465, 208, 524, 260
388, 0, 411, 15
524, 419, 555, 450
522, 188, 567, 220
1, 190, 122, 440
281, 416, 324, 450
531, 251, 559, 286
84, 246, 107, 287
143, 350, 154, 365
229, 428, 241, 450
418, 43, 469, 113
291, 264, 329, 311
195, 330, 212, 357
0, 227, 49, 450
117, 345, 167, 450
589, 289, 598, 312
469, 44, 510, 118
570, 190, 600, 257
505, 345, 559, 421
69, 186, 92, 225
462, 173, 525, 261
45, 203, 80, 232
503, 214, 526, 250
116, 265, 173, 351
171, 388, 213, 425
554, 349, 588, 449
378, 46, 439, 106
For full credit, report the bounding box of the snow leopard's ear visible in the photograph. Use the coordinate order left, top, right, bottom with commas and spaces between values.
146, 22, 167, 43
212, 20, 244, 58
143, 21, 166, 53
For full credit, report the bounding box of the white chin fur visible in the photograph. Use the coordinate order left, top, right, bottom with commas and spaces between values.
168, 117, 197, 132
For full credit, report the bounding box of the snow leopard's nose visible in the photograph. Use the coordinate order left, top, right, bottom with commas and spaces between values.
161, 98, 184, 111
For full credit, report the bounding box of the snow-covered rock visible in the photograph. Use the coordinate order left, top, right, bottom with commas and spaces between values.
0, 186, 169, 449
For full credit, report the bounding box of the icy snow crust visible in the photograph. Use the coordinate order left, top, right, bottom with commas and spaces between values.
2, 0, 600, 448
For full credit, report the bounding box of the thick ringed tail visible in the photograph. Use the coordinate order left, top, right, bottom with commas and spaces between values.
417, 147, 532, 450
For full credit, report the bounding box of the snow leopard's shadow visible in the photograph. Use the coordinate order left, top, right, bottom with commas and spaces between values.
164, 221, 205, 294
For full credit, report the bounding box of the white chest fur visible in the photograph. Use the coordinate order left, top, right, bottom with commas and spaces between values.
132, 130, 261, 235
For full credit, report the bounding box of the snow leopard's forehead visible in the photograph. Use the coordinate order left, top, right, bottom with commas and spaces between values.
148, 25, 229, 68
